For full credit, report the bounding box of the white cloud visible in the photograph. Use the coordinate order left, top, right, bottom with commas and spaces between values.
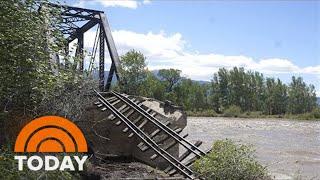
302, 66, 320, 75
143, 0, 151, 5
97, 0, 138, 9
74, 0, 151, 9
255, 58, 300, 74
112, 30, 185, 59
82, 29, 319, 81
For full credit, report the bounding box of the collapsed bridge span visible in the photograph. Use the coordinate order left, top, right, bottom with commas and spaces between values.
77, 90, 212, 179
49, 3, 212, 179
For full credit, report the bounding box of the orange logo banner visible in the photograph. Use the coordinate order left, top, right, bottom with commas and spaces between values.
14, 116, 88, 153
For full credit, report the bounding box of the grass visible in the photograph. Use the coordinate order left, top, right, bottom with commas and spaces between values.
185, 109, 218, 117
223, 105, 242, 117
186, 107, 320, 120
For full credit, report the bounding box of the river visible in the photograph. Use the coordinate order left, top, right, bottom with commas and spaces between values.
183, 117, 320, 179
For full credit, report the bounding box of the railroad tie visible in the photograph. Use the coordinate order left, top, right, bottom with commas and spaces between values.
94, 96, 116, 105
127, 111, 158, 138
178, 140, 202, 162
138, 126, 181, 152
111, 99, 121, 106
164, 140, 203, 174
150, 133, 189, 160
122, 110, 137, 132
137, 121, 171, 147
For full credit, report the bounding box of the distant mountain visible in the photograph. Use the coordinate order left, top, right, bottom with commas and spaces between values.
91, 71, 320, 103
91, 70, 210, 85
91, 70, 118, 86
195, 80, 210, 85
151, 70, 210, 84
151, 70, 160, 78
92, 70, 110, 80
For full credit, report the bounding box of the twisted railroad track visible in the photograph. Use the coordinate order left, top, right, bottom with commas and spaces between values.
93, 90, 211, 179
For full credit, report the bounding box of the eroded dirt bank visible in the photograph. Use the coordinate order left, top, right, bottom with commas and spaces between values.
184, 117, 320, 179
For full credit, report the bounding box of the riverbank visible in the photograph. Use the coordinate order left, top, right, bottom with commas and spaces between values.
184, 117, 320, 179
186, 108, 320, 120
85, 160, 174, 179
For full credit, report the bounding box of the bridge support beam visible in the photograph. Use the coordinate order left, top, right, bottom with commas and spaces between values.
65, 42, 69, 69
78, 33, 84, 72
99, 25, 105, 91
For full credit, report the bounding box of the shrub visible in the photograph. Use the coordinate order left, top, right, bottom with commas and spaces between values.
246, 111, 263, 118
36, 76, 97, 121
311, 107, 320, 119
238, 111, 268, 118
0, 146, 76, 179
186, 109, 217, 117
0, 0, 97, 143
284, 107, 320, 120
193, 139, 268, 180
223, 105, 242, 117
201, 109, 218, 117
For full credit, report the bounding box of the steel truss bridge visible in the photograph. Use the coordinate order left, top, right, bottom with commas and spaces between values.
48, 3, 121, 91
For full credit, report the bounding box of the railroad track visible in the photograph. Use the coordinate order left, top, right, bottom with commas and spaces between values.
93, 90, 211, 179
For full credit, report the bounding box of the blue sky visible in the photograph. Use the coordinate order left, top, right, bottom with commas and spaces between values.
65, 0, 319, 95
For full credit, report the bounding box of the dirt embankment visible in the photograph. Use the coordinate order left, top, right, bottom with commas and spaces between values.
84, 159, 183, 179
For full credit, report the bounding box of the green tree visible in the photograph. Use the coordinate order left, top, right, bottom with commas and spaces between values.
110, 48, 318, 118
119, 50, 148, 95
217, 68, 230, 109
175, 79, 208, 110
174, 78, 193, 109
190, 83, 208, 111
229, 67, 251, 111
158, 69, 182, 92
0, 0, 53, 111
139, 71, 165, 100
210, 67, 292, 115
287, 76, 317, 114
209, 74, 222, 112
265, 78, 287, 115
252, 72, 266, 112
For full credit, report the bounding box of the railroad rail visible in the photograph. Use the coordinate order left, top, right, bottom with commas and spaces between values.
93, 90, 212, 179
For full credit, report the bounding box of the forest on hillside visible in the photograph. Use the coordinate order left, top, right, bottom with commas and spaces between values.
116, 50, 320, 119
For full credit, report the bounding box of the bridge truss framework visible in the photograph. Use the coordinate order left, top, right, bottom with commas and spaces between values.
48, 3, 121, 91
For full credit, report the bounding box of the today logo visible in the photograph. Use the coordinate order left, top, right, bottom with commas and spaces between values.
14, 116, 88, 171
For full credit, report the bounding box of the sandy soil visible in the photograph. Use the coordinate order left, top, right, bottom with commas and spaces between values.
85, 161, 177, 179
184, 117, 320, 180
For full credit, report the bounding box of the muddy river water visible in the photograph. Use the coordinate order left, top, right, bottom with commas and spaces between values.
183, 117, 320, 179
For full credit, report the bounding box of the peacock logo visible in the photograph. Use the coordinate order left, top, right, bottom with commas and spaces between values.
14, 116, 88, 171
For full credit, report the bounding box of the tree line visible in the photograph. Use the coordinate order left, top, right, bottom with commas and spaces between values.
116, 50, 318, 116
